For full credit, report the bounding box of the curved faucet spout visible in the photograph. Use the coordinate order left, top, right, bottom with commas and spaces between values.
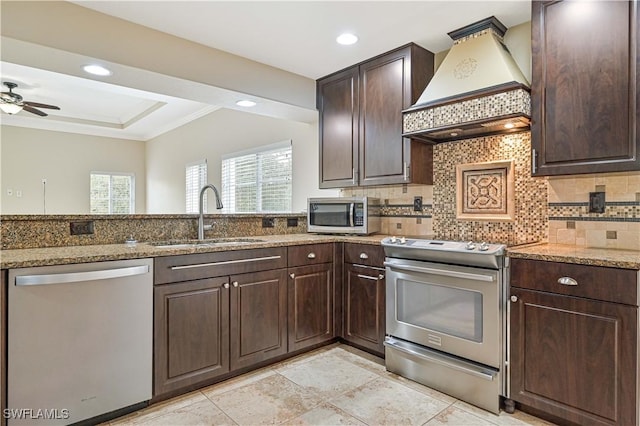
198, 184, 224, 240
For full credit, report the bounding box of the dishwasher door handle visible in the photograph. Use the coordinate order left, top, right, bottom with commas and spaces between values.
15, 265, 150, 286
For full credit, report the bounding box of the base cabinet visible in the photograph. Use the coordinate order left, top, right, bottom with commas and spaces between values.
510, 258, 638, 425
154, 278, 230, 396
342, 243, 386, 356
230, 269, 288, 371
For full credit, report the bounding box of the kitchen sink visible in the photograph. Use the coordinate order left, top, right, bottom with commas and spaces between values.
149, 238, 265, 249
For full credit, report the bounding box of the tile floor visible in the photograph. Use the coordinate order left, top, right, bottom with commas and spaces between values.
108, 343, 553, 426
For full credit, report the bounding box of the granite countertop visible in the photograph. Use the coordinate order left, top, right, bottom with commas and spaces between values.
507, 243, 640, 270
0, 234, 388, 269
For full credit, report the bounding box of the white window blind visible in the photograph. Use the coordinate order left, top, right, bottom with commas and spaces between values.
186, 160, 208, 214
222, 140, 292, 213
90, 172, 135, 214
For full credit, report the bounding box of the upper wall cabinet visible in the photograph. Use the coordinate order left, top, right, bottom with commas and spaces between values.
317, 43, 435, 188
531, 0, 640, 176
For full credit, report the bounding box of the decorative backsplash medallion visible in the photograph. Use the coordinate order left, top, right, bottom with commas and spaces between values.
434, 132, 548, 245
456, 160, 514, 221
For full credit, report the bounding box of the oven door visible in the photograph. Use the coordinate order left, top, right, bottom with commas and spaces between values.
385, 258, 501, 368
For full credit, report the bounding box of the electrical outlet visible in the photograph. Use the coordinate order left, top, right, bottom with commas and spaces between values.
589, 192, 605, 213
6, 189, 12, 196
262, 217, 275, 228
413, 196, 423, 211
287, 218, 298, 227
70, 221, 94, 235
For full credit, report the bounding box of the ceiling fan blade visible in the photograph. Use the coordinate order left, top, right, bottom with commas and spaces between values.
22, 105, 48, 117
23, 101, 60, 110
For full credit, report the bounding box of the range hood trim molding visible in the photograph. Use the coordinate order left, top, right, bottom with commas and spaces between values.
404, 81, 530, 113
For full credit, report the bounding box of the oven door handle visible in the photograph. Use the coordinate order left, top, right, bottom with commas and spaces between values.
384, 338, 497, 381
383, 262, 495, 282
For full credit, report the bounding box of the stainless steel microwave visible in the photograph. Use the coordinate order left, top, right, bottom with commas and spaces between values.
307, 197, 380, 235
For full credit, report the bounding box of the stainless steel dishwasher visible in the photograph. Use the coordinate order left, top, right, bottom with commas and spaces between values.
7, 258, 153, 425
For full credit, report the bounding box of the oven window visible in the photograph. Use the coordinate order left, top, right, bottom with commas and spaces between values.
397, 279, 483, 342
309, 203, 351, 227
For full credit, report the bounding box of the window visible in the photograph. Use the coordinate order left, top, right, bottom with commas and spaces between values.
222, 140, 292, 213
90, 172, 134, 214
186, 160, 208, 214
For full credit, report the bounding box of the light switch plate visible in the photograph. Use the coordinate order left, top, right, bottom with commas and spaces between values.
588, 192, 605, 213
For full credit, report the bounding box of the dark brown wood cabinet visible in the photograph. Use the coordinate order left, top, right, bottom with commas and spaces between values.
153, 248, 287, 397
342, 243, 386, 356
154, 277, 230, 396
510, 258, 638, 425
318, 43, 434, 188
531, 0, 640, 175
230, 269, 288, 370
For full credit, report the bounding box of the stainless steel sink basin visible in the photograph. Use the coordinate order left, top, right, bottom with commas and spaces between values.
149, 238, 265, 249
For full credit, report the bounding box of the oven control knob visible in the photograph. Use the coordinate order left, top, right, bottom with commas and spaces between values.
465, 241, 476, 250
399, 237, 406, 244
479, 242, 489, 251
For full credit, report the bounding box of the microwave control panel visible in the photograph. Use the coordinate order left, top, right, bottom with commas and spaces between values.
354, 203, 364, 226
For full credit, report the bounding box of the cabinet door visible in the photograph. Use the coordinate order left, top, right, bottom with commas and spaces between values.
230, 269, 288, 370
531, 0, 640, 175
317, 66, 359, 188
343, 264, 386, 356
510, 288, 637, 425
154, 277, 230, 397
288, 263, 334, 352
359, 46, 433, 186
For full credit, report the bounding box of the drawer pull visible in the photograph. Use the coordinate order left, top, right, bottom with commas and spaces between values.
307, 253, 316, 259
359, 253, 369, 260
558, 277, 578, 286
290, 273, 295, 279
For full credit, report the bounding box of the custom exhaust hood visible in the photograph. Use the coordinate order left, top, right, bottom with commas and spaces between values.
403, 16, 531, 143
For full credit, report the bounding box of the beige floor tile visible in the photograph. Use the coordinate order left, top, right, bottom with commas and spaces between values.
452, 401, 555, 426
286, 402, 367, 426
111, 391, 208, 425
208, 373, 324, 425
329, 377, 451, 426
133, 399, 236, 426
424, 406, 496, 425
380, 371, 457, 405
326, 345, 387, 376
277, 351, 379, 399
201, 367, 276, 399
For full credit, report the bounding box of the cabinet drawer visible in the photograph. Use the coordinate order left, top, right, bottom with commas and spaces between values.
510, 258, 638, 305
155, 247, 287, 284
344, 243, 384, 268
288, 244, 333, 267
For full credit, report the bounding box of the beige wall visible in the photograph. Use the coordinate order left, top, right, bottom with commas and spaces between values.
0, 125, 146, 214
146, 108, 338, 214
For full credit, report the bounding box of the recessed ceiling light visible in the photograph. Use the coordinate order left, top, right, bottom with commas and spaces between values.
236, 100, 257, 107
83, 65, 112, 76
336, 33, 358, 45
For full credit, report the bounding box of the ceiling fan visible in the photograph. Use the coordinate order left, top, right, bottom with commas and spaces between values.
0, 82, 60, 116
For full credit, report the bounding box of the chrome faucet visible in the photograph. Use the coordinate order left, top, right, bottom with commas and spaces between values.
198, 184, 224, 240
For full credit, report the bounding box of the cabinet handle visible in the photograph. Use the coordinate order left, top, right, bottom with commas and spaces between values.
532, 148, 537, 174
359, 253, 369, 260
510, 295, 518, 302
352, 167, 357, 185
357, 274, 383, 281
232, 281, 239, 287
223, 283, 230, 289
307, 253, 316, 259
404, 162, 409, 181
558, 276, 578, 286
290, 273, 295, 279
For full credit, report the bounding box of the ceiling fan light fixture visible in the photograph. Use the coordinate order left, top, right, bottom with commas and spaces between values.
336, 33, 358, 45
0, 103, 23, 115
83, 64, 112, 76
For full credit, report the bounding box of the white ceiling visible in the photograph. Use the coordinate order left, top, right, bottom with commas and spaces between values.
1, 1, 531, 141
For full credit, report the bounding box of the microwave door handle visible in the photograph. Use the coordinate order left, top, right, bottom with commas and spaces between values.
349, 203, 355, 227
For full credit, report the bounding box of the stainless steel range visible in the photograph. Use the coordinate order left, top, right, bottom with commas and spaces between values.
382, 237, 509, 414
